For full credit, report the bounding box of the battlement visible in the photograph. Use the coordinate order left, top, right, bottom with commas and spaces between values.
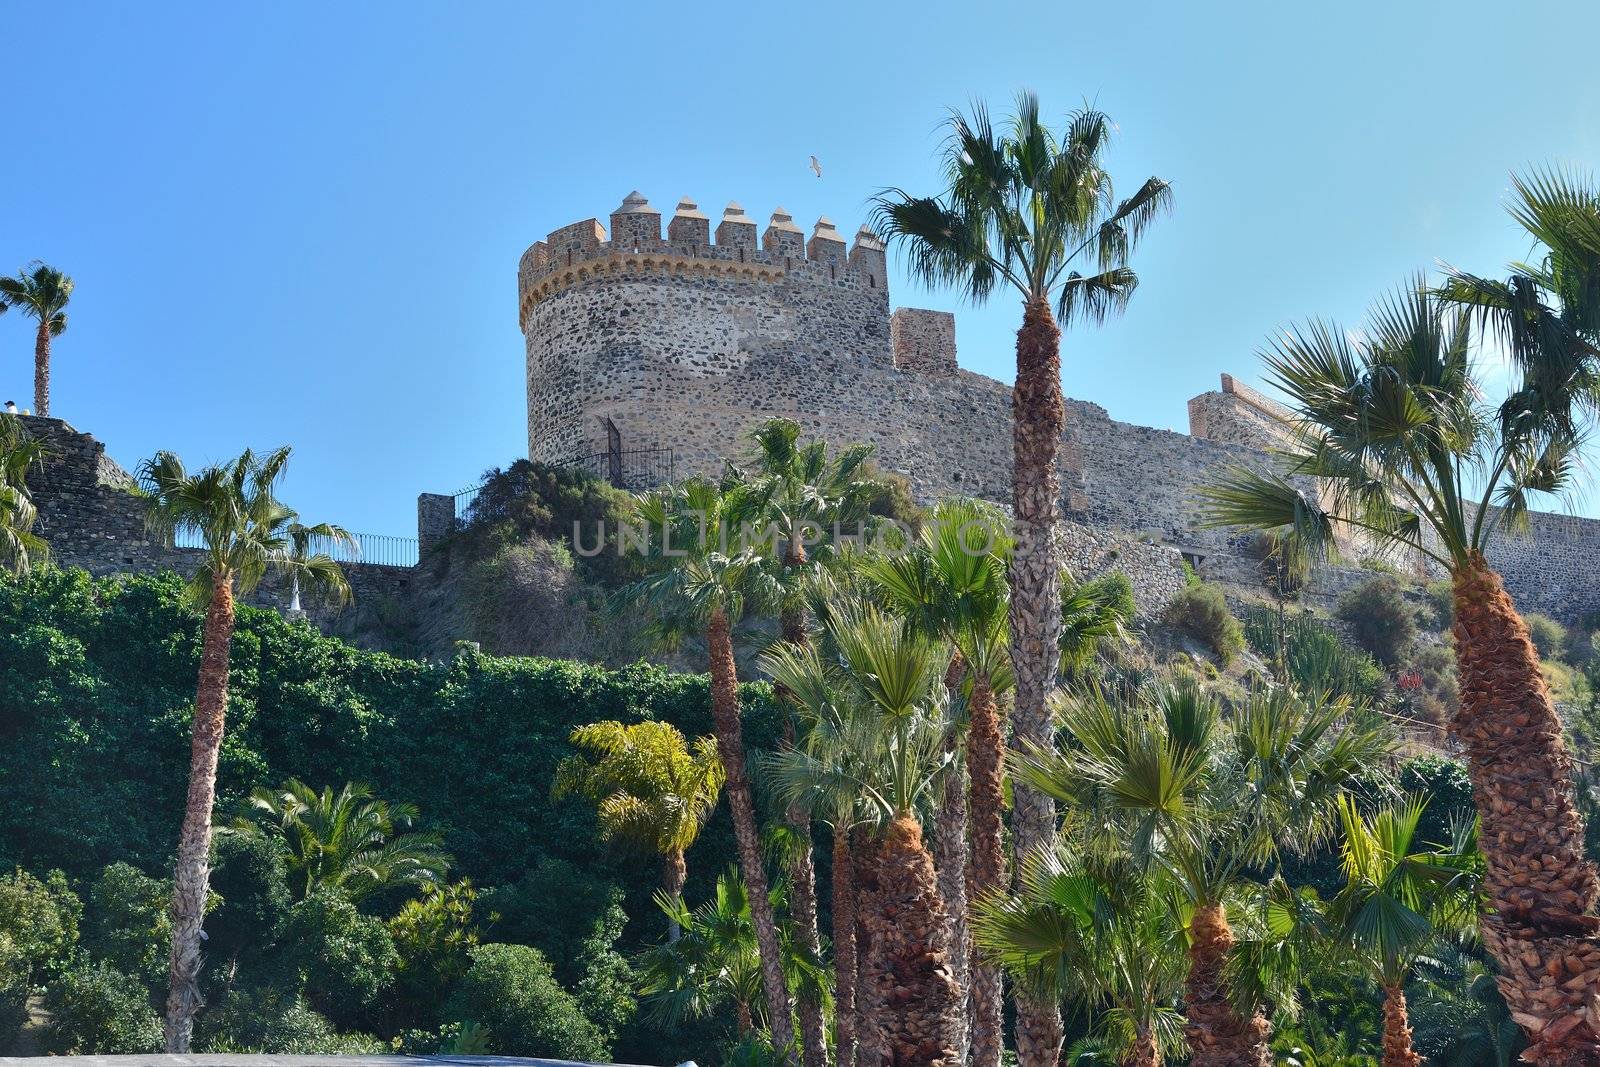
517, 192, 889, 328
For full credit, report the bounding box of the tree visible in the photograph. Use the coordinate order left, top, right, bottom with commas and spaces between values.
0, 262, 72, 417
0, 413, 47, 575
764, 604, 962, 1066
139, 445, 351, 1051
1015, 679, 1393, 1067
619, 476, 795, 1058
1201, 281, 1600, 1064
873, 97, 1171, 1065
1326, 796, 1479, 1067
238, 779, 452, 902
734, 416, 881, 1067
1059, 570, 1136, 678
553, 719, 724, 940
864, 497, 1013, 1066
974, 847, 1189, 1067
443, 943, 606, 1061
283, 521, 357, 614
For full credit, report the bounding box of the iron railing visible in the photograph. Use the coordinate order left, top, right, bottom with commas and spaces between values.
172, 527, 419, 568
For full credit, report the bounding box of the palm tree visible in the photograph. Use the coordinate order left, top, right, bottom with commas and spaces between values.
1015, 679, 1393, 1067
139, 445, 350, 1051
237, 778, 452, 902
553, 719, 724, 940
1059, 570, 1136, 678
0, 414, 47, 574
864, 496, 1013, 1067
764, 604, 962, 1067
620, 477, 795, 1059
1200, 282, 1600, 1063
1410, 944, 1528, 1067
0, 263, 73, 416
283, 521, 357, 615
735, 417, 880, 1067
974, 847, 1189, 1067
1326, 796, 1480, 1067
873, 97, 1171, 1064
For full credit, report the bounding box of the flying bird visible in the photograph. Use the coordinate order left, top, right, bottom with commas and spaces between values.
809, 155, 823, 179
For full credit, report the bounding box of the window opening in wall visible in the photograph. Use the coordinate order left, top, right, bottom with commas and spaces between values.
1180, 550, 1206, 570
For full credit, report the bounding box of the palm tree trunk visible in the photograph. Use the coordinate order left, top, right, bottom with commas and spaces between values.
936, 654, 972, 1064
858, 814, 961, 1067
32, 322, 49, 418
968, 671, 1006, 1067
1183, 901, 1270, 1067
706, 606, 796, 1060
1381, 983, 1420, 1067
1009, 295, 1066, 1067
834, 826, 859, 1067
1121, 1021, 1161, 1067
662, 848, 687, 943
1451, 556, 1600, 1065
163, 574, 236, 1052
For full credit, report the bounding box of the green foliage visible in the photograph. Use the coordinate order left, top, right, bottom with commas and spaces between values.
0, 867, 80, 985
206, 831, 292, 965
269, 892, 398, 1029
42, 962, 162, 1054
81, 863, 170, 988
386, 881, 482, 1028
196, 986, 384, 1054
1161, 583, 1244, 664
1397, 756, 1474, 848
1241, 605, 1386, 703
1061, 570, 1136, 676
0, 933, 29, 1048
1424, 580, 1454, 630
1336, 577, 1417, 668
0, 413, 48, 575
571, 894, 636, 1050
444, 943, 606, 1061
1525, 613, 1568, 661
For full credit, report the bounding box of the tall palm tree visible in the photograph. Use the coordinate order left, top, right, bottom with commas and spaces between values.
283, 520, 357, 614
864, 496, 1013, 1067
0, 414, 47, 574
1015, 679, 1393, 1067
763, 605, 962, 1067
553, 719, 724, 941
1326, 796, 1480, 1067
1200, 282, 1600, 1065
974, 847, 1189, 1067
873, 97, 1171, 1064
139, 445, 350, 1051
238, 778, 452, 902
620, 477, 795, 1059
0, 263, 73, 417
735, 417, 880, 1067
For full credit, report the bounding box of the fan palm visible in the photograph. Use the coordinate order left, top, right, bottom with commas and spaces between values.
863, 496, 1013, 1066
763, 605, 962, 1067
1199, 281, 1600, 1065
1410, 944, 1527, 1067
974, 846, 1189, 1067
1327, 796, 1480, 1067
618, 476, 795, 1058
873, 98, 1171, 1064
0, 262, 72, 417
553, 719, 724, 941
1059, 570, 1136, 678
734, 417, 880, 1067
238, 779, 452, 902
283, 521, 357, 614
139, 445, 350, 1051
0, 414, 47, 574
1015, 679, 1394, 1067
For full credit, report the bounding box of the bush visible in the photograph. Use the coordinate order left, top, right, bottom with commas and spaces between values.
444, 943, 605, 1062
270, 892, 397, 1029
1424, 579, 1454, 630
206, 831, 292, 966
385, 881, 482, 1028
196, 986, 384, 1054
1337, 576, 1417, 667
1162, 584, 1244, 664
0, 868, 81, 984
1526, 613, 1568, 662
1398, 756, 1474, 847
0, 934, 29, 1049
81, 863, 170, 988
42, 962, 162, 1054
1241, 606, 1386, 703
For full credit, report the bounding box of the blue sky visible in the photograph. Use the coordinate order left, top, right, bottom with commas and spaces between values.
4, 0, 1599, 536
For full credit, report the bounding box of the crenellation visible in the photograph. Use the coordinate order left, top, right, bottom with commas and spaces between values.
609, 190, 663, 250
546, 218, 606, 262
848, 224, 887, 291
762, 206, 805, 261
807, 216, 847, 266
715, 201, 758, 253
667, 197, 711, 247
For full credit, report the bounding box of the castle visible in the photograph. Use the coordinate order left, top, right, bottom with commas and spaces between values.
518, 191, 1600, 621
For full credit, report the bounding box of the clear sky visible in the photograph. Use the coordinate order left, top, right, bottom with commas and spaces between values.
4, 1, 1599, 536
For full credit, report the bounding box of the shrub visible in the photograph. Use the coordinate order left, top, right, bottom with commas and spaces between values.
1424, 579, 1454, 630
206, 831, 292, 966
0, 868, 81, 984
463, 542, 590, 657
1398, 755, 1474, 847
1525, 613, 1568, 662
386, 881, 482, 1027
42, 962, 162, 1054
0, 934, 29, 1049
1241, 606, 1385, 703
270, 892, 398, 1029
444, 943, 605, 1061
81, 863, 170, 988
1336, 576, 1417, 667
1162, 584, 1244, 664
196, 986, 384, 1054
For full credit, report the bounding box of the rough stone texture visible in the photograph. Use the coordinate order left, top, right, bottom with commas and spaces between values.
520, 195, 1600, 622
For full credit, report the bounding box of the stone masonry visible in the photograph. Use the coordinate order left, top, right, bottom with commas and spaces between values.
521, 192, 1600, 622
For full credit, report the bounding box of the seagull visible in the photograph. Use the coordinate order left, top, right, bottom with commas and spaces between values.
809, 155, 823, 179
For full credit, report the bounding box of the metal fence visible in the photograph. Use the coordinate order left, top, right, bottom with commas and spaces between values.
172, 527, 419, 568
